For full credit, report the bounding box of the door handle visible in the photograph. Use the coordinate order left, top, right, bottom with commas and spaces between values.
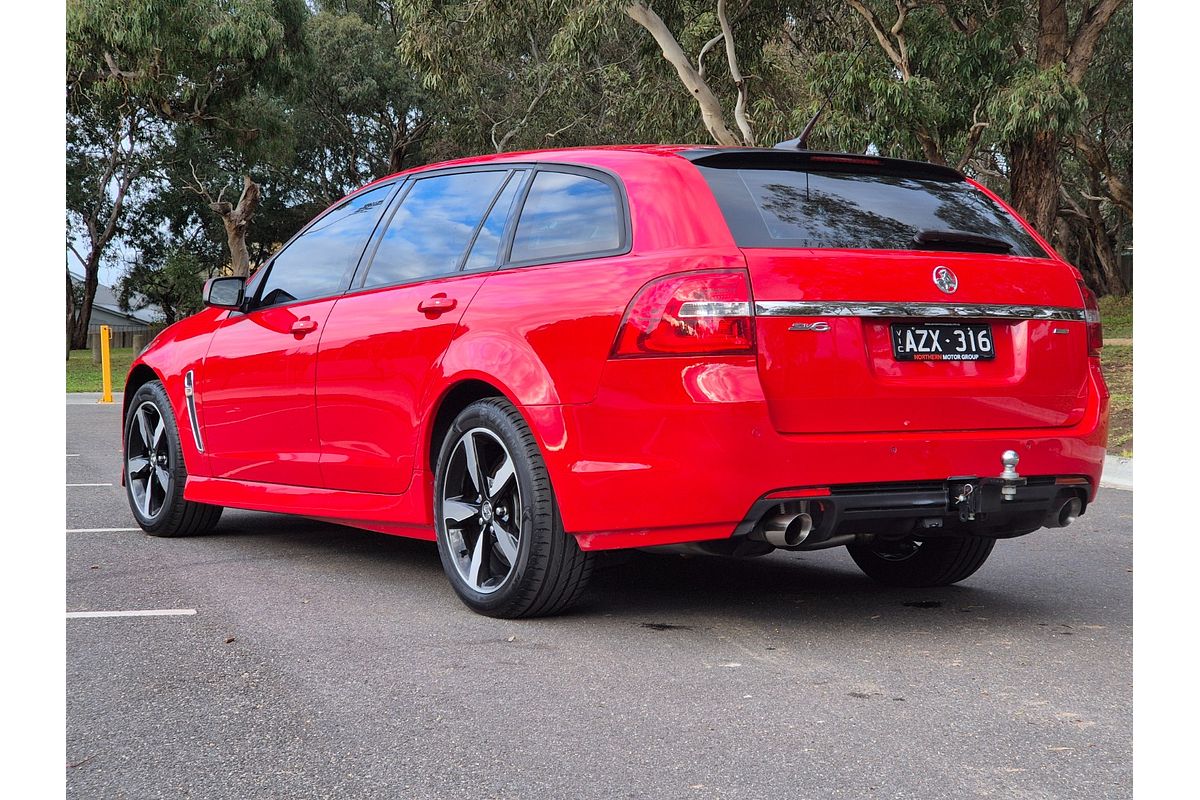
291, 319, 319, 336
418, 296, 457, 315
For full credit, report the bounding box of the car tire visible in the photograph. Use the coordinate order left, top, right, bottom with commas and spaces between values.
847, 536, 995, 587
123, 380, 223, 537
433, 398, 593, 618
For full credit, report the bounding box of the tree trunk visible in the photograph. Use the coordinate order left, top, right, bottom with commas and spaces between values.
625, 1, 743, 146
1009, 131, 1062, 238
210, 176, 262, 277
66, 270, 75, 359
1007, 0, 1068, 239
70, 256, 100, 350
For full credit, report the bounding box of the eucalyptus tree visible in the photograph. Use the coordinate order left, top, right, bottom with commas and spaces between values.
67, 0, 308, 287
395, 0, 709, 156
65, 101, 158, 349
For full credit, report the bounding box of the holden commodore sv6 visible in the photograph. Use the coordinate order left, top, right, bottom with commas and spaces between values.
122, 145, 1108, 617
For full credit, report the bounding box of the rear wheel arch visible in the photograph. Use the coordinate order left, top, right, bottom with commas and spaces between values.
426, 379, 511, 472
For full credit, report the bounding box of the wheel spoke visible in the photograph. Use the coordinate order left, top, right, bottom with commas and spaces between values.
487, 454, 515, 500
444, 498, 480, 524
136, 407, 152, 449
141, 474, 154, 517
463, 433, 485, 496
127, 455, 150, 476
154, 466, 171, 494
152, 417, 166, 449
492, 520, 518, 564
467, 531, 487, 588
444, 426, 522, 595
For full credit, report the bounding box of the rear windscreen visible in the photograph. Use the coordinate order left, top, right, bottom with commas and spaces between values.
697, 166, 1047, 258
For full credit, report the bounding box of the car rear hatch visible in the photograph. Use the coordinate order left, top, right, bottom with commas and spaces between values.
688, 149, 1090, 434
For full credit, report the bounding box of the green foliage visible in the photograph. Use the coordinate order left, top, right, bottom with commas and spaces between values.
987, 63, 1088, 142
66, 0, 1133, 305
67, 0, 307, 154
116, 249, 208, 325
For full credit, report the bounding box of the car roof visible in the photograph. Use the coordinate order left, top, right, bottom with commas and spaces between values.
348, 144, 964, 199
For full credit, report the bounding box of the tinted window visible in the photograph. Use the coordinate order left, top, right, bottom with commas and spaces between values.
510, 171, 622, 263
364, 171, 509, 287
257, 184, 393, 307
699, 167, 1046, 258
463, 172, 524, 270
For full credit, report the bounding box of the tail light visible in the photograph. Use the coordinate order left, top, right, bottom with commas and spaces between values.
611, 269, 755, 357
1077, 280, 1103, 357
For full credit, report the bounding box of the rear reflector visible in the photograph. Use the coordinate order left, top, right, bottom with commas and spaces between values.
611, 269, 755, 357
1055, 476, 1090, 486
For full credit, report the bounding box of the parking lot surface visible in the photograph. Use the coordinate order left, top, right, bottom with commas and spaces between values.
67, 397, 1131, 799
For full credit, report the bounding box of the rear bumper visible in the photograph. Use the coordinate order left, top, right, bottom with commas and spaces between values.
733, 476, 1091, 545
530, 357, 1108, 551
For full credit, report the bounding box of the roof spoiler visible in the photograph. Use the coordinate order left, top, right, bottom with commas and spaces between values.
679, 148, 964, 182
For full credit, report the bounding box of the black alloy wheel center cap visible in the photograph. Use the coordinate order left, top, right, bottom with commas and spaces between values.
481, 501, 494, 523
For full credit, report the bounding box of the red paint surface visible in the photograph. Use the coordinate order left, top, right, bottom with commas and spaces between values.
126, 145, 1108, 551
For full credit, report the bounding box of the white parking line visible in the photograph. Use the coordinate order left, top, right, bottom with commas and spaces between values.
66, 609, 196, 619
66, 483, 113, 487
66, 454, 80, 457
66, 528, 140, 533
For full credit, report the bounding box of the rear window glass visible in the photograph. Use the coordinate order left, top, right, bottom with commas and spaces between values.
698, 167, 1046, 258
510, 171, 622, 263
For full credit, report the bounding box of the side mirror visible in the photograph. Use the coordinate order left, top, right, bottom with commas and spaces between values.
203, 276, 246, 309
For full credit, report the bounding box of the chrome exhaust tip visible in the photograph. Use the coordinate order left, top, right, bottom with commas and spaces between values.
762, 512, 813, 548
1045, 496, 1083, 529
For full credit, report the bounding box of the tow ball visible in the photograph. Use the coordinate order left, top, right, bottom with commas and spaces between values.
951, 450, 1028, 521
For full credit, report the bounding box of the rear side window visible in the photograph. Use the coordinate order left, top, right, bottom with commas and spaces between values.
463, 171, 525, 270
364, 170, 509, 288
698, 166, 1046, 258
256, 183, 393, 307
510, 171, 622, 263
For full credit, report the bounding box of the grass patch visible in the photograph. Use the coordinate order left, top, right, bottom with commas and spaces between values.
66, 348, 136, 393
1099, 294, 1132, 339
1100, 344, 1132, 456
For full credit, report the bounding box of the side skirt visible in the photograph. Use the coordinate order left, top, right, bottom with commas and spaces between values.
183, 472, 435, 539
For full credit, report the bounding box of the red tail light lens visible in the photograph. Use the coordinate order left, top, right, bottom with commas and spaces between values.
612, 269, 755, 357
1077, 280, 1103, 357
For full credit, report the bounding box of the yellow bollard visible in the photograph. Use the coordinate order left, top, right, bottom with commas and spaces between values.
99, 325, 113, 404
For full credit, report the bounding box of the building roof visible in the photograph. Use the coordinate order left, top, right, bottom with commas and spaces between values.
69, 271, 161, 326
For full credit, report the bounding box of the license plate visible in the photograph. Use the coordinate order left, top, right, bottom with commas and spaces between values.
891, 322, 995, 361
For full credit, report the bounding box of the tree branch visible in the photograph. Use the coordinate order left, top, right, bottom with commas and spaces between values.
845, 0, 909, 78
1066, 0, 1126, 84
697, 32, 724, 81
625, 1, 742, 145
717, 0, 755, 146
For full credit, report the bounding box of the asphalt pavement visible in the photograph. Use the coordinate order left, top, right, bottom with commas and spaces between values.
66, 397, 1132, 799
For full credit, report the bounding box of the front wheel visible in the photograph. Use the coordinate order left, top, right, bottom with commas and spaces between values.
433, 398, 593, 618
123, 380, 223, 536
847, 536, 995, 587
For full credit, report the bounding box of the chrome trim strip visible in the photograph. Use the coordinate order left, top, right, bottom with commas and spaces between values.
183, 370, 204, 452
754, 301, 1086, 321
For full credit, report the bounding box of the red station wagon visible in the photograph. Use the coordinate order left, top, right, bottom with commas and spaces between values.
122, 145, 1109, 617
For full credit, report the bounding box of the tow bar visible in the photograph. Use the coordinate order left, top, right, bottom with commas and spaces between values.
951, 450, 1029, 521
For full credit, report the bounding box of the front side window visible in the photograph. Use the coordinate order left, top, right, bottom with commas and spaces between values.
510, 171, 622, 263
256, 183, 393, 307
363, 170, 509, 288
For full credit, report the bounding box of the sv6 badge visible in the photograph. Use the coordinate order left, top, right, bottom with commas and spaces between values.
789, 321, 831, 332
